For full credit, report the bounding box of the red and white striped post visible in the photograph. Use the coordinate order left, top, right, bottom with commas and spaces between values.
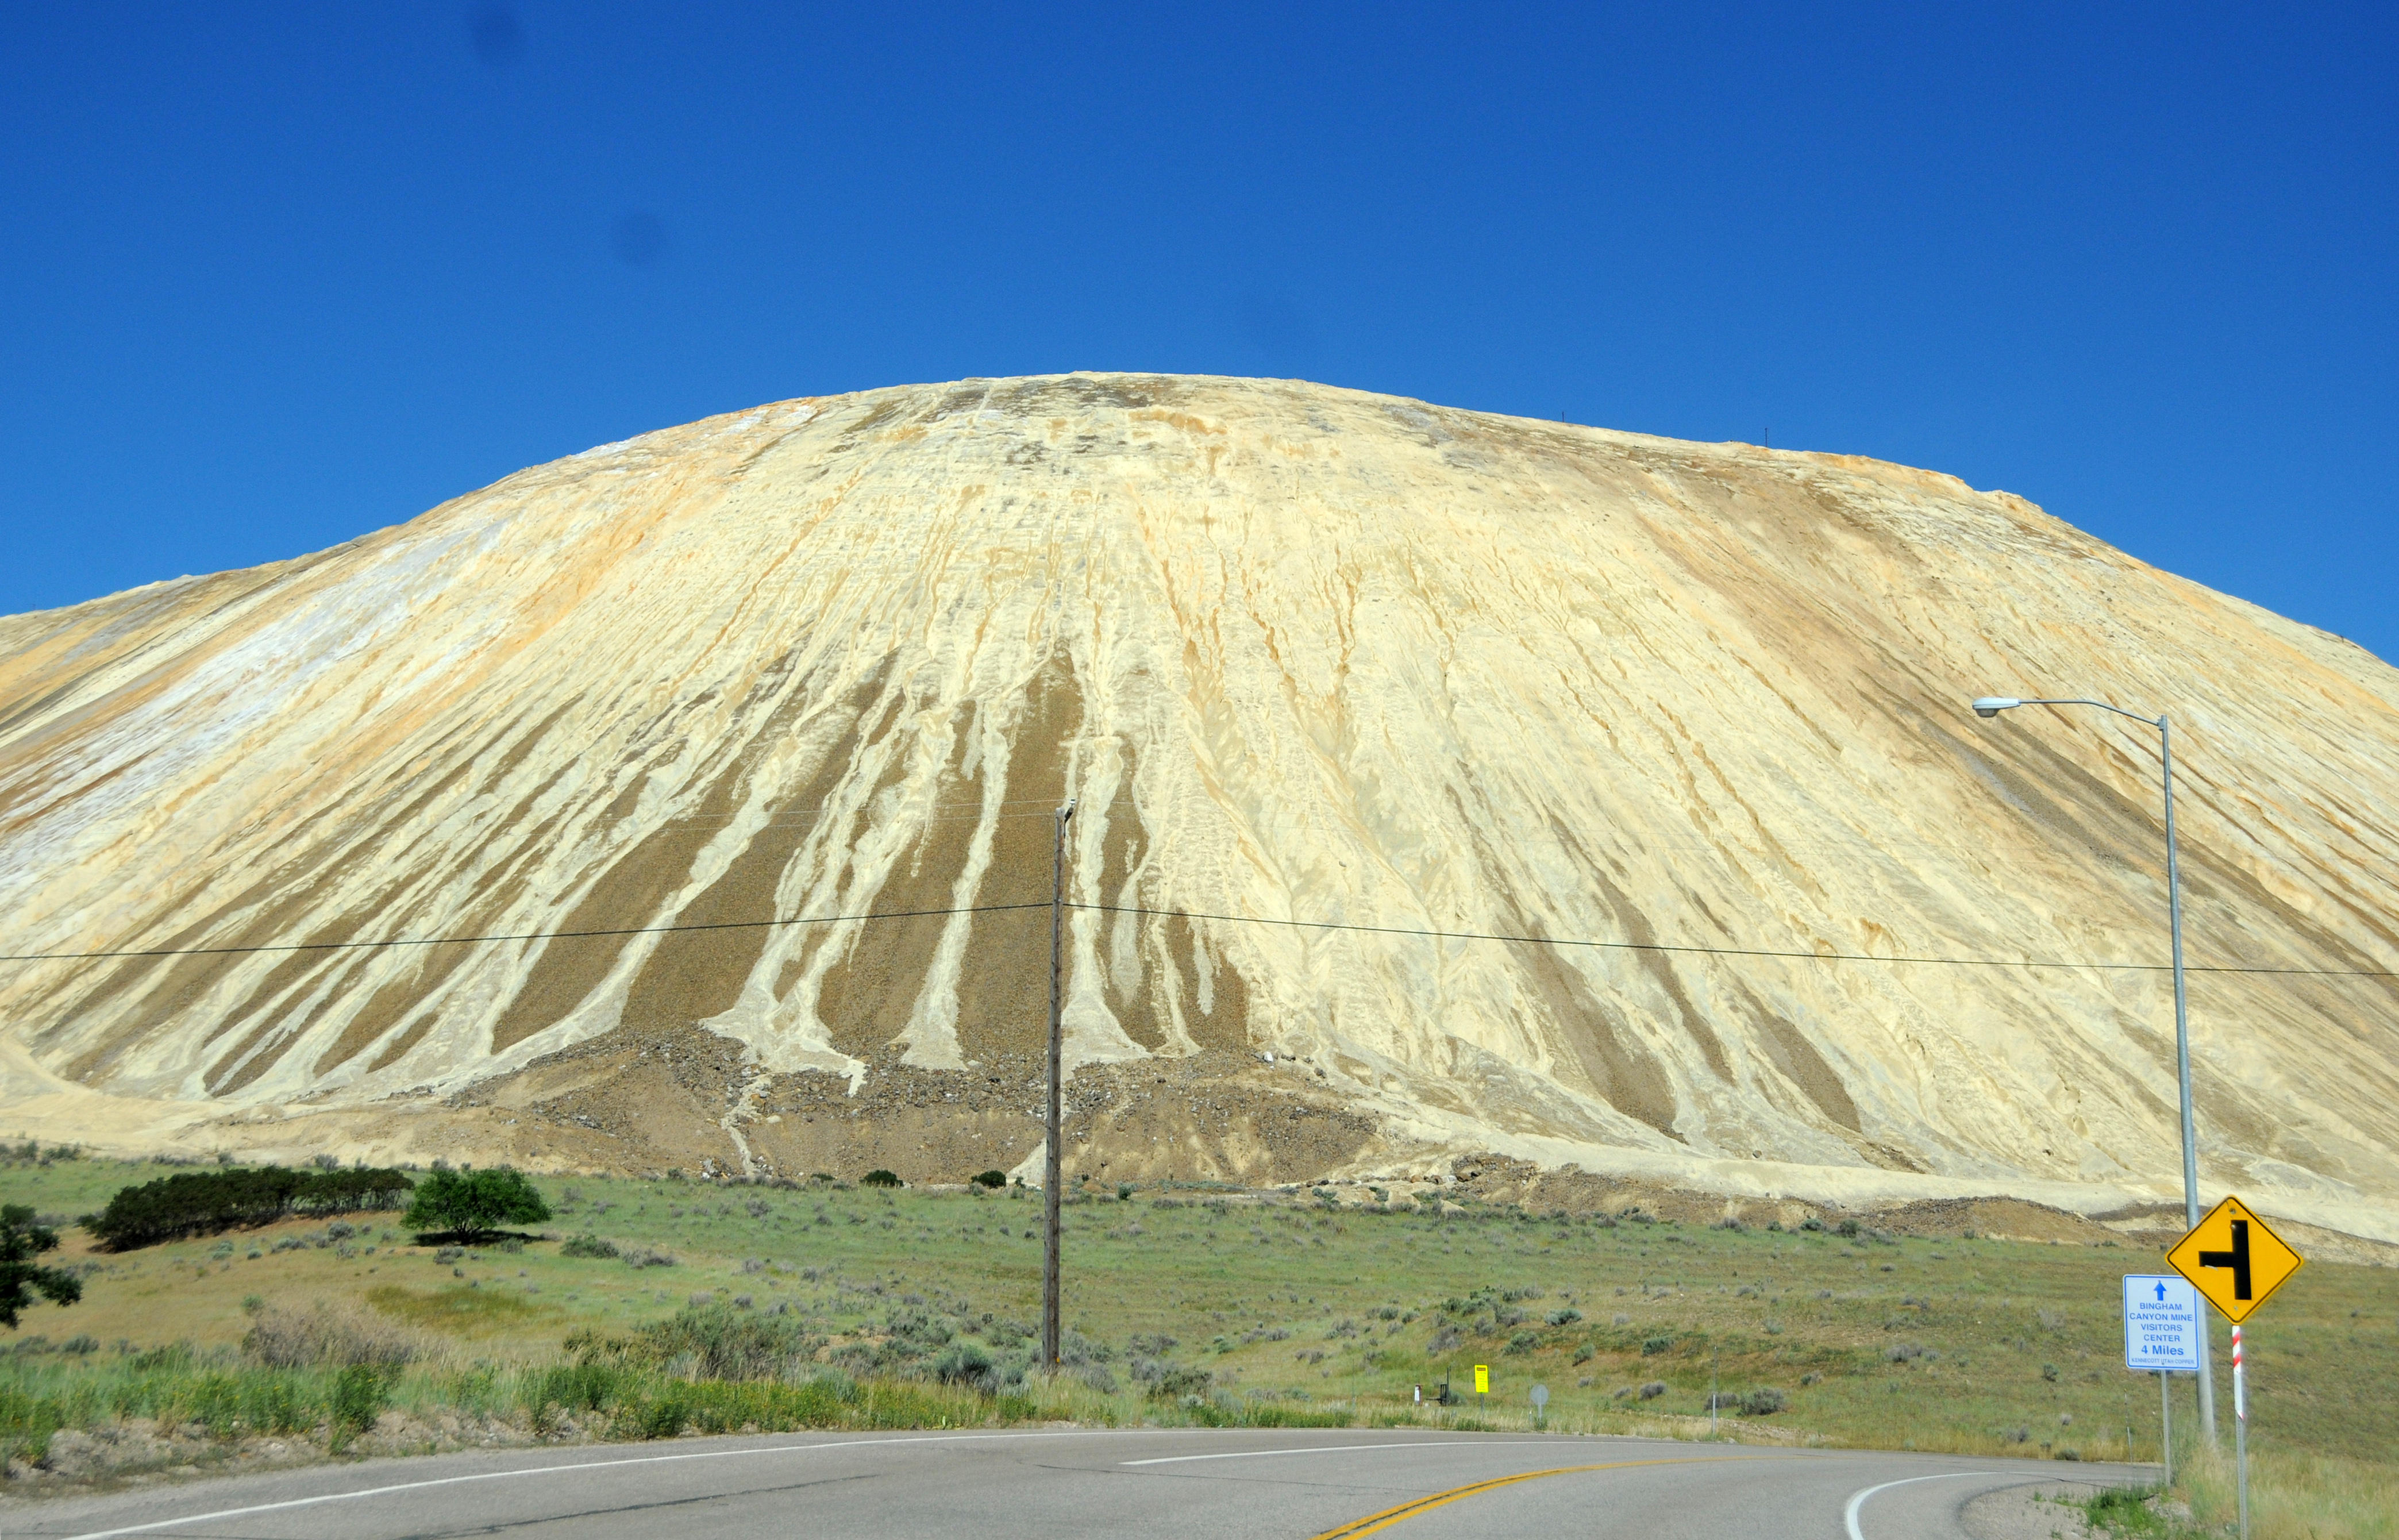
2232, 1324, 2249, 1540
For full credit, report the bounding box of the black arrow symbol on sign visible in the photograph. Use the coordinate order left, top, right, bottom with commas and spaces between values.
2199, 1219, 2252, 1300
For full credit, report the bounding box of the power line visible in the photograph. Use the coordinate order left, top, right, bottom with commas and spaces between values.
5, 897, 2390, 977
1072, 903, 2399, 979
0, 901, 1053, 965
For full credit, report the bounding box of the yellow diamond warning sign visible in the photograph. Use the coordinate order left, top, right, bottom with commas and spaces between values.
2167, 1196, 2304, 1324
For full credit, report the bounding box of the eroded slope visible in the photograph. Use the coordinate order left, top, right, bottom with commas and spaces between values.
2, 375, 2394, 1233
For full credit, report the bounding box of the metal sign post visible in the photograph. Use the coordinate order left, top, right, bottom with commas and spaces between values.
2233, 1323, 2249, 1540
2168, 1196, 2302, 1540
1530, 1383, 1549, 1431
2124, 1275, 2199, 1486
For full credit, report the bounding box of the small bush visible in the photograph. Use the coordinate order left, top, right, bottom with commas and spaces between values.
329, 1363, 396, 1446
524, 1359, 631, 1416
1143, 1365, 1214, 1400
2080, 1485, 2162, 1531
931, 1341, 994, 1386
560, 1234, 620, 1260
1638, 1380, 1667, 1400
861, 1170, 903, 1188
242, 1301, 421, 1369
1739, 1387, 1787, 1416
573, 1301, 818, 1381
1641, 1335, 1673, 1356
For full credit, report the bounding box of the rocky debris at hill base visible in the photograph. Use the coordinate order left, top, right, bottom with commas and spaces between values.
449, 1021, 1383, 1189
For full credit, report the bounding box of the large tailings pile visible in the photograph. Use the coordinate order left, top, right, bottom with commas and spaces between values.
2, 375, 2394, 1234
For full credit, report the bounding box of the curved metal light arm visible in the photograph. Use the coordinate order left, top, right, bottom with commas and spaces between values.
2021, 698, 2163, 727
1996, 697, 2163, 729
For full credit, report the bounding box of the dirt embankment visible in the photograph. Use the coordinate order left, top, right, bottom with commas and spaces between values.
1424, 1155, 2398, 1264
441, 1025, 1379, 1189
1443, 1152, 2157, 1241
162, 1020, 2385, 1263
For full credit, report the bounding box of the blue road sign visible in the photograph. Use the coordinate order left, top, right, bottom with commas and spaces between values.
2124, 1274, 2202, 1372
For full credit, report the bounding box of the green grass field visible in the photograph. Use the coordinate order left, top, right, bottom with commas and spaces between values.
5, 1153, 2394, 1535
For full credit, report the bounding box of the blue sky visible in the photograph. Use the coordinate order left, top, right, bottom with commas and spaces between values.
4, 3, 2393, 660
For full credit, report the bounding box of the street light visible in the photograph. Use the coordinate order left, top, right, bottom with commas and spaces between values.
1971, 695, 2217, 1443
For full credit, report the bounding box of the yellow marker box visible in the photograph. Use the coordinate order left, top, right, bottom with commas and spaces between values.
1473, 1365, 1489, 1394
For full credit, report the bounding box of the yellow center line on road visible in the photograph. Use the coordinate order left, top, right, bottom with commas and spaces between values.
1307, 1455, 1777, 1539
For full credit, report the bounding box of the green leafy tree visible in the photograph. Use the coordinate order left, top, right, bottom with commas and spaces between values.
1, 1205, 83, 1329
83, 1165, 413, 1251
402, 1167, 552, 1242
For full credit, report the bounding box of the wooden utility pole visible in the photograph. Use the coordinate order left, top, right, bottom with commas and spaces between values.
1041, 798, 1076, 1373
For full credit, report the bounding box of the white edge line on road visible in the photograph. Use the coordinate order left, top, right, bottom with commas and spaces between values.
1842, 1471, 1981, 1540
54, 1430, 1078, 1540
1122, 1440, 1563, 1467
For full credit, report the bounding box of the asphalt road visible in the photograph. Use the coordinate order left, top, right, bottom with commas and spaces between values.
10, 1430, 2151, 1539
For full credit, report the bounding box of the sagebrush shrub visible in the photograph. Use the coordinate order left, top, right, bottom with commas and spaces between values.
572, 1301, 819, 1381
242, 1302, 421, 1369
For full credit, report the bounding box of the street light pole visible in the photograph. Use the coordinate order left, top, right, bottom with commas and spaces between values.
1971, 696, 2216, 1443
1041, 797, 1077, 1377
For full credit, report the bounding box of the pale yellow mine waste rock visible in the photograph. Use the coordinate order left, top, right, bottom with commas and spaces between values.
1, 375, 2393, 1238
